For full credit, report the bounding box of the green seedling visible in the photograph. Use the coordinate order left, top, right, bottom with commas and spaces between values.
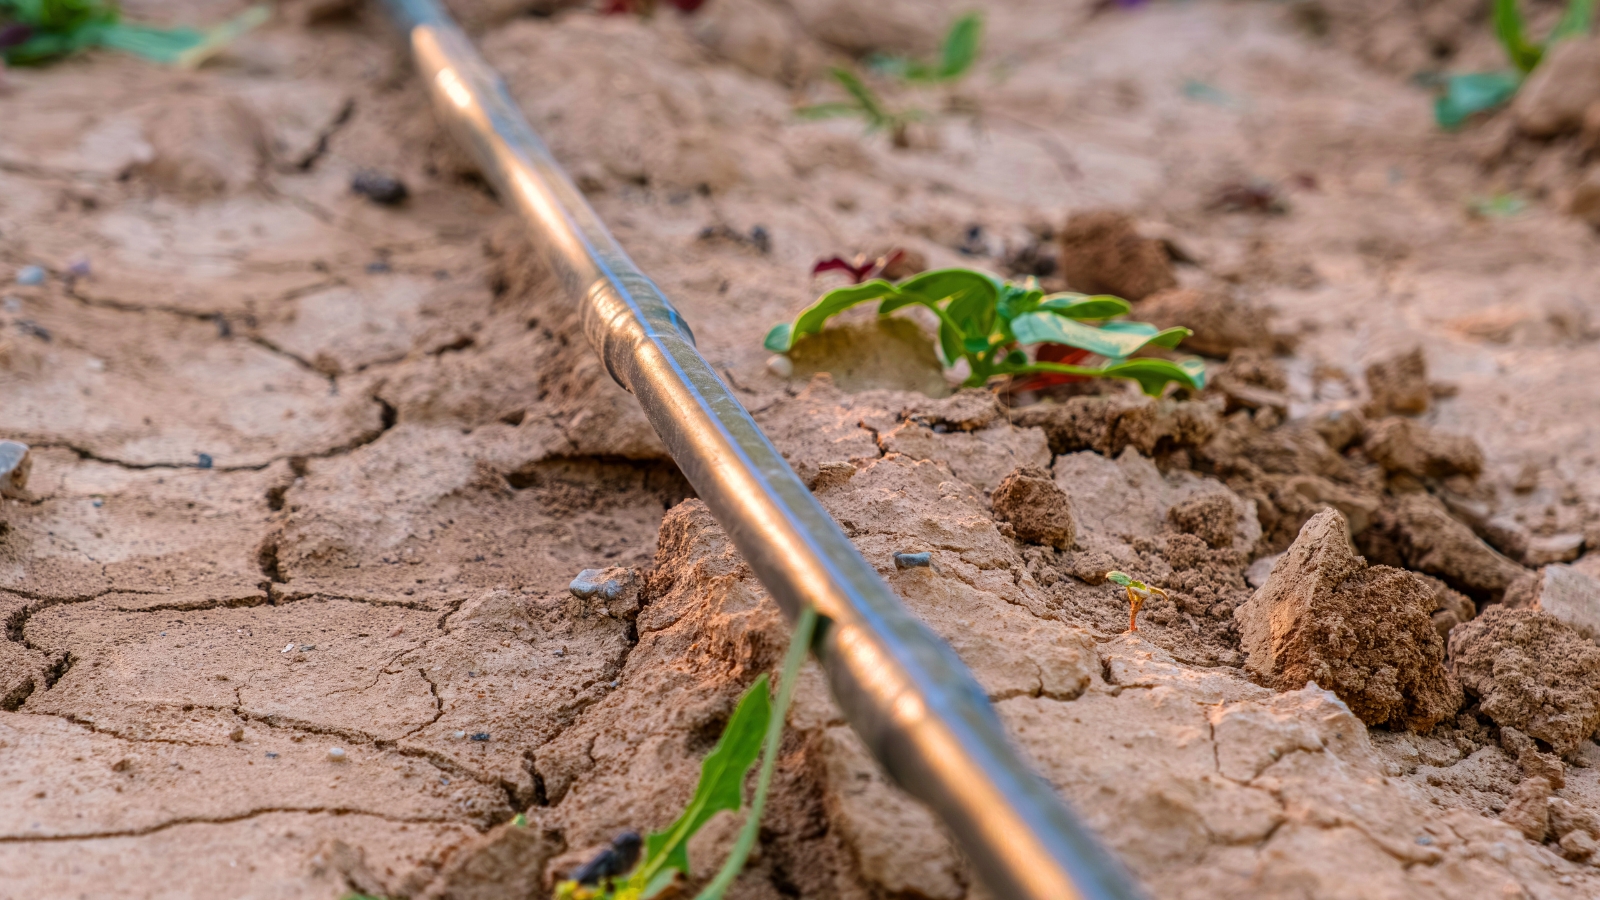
797, 67, 925, 146
0, 0, 267, 66
1106, 571, 1166, 632
555, 606, 819, 900
1435, 0, 1594, 128
764, 268, 1205, 396
870, 12, 983, 84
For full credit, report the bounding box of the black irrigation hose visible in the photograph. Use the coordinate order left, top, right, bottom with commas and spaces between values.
378, 2, 1146, 896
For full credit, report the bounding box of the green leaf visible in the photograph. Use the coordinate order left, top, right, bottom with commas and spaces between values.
1434, 71, 1521, 129
1036, 293, 1132, 320
765, 280, 897, 352
1009, 314, 1183, 359
936, 12, 982, 80
639, 675, 772, 883
694, 606, 820, 900
1550, 0, 1595, 45
830, 68, 887, 122
1006, 357, 1206, 396
1494, 0, 1543, 72
897, 268, 1001, 337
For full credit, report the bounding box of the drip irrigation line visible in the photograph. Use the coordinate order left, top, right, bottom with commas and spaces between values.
378, 2, 1145, 896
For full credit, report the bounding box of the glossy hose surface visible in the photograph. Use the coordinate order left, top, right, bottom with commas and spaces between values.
379, 2, 1145, 897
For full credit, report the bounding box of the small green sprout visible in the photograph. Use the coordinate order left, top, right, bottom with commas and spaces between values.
0, 0, 267, 67
764, 268, 1205, 396
870, 12, 983, 84
797, 68, 925, 147
1106, 571, 1167, 633
554, 606, 819, 900
1434, 0, 1594, 129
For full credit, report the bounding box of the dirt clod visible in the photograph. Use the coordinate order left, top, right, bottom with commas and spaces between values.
1508, 564, 1600, 639
416, 820, 563, 900
1361, 493, 1526, 600
1166, 493, 1239, 549
1500, 775, 1552, 842
1236, 508, 1461, 731
1363, 417, 1483, 480
1450, 607, 1600, 755
1363, 347, 1430, 417
1057, 210, 1177, 301
1512, 38, 1600, 137
1137, 288, 1273, 358
991, 465, 1076, 549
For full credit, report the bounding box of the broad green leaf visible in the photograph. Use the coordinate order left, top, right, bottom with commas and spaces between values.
1494, 0, 1542, 72
1009, 313, 1184, 359
995, 283, 1043, 325
640, 675, 771, 882
765, 280, 897, 352
1435, 71, 1521, 129
1037, 293, 1132, 320
896, 268, 1001, 338
1003, 357, 1206, 396
1098, 320, 1192, 349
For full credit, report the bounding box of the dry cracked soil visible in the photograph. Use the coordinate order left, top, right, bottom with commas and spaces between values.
4, 0, 1600, 897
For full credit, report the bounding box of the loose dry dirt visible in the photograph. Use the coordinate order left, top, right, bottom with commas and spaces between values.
3, 0, 1600, 897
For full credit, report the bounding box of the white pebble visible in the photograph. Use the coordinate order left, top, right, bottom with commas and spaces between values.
281, 643, 294, 653
328, 747, 347, 761
766, 355, 793, 378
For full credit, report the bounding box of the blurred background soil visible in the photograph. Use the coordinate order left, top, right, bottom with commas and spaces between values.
2, 0, 1600, 897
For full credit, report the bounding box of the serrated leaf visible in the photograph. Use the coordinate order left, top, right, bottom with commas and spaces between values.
1036, 293, 1132, 319
641, 675, 771, 881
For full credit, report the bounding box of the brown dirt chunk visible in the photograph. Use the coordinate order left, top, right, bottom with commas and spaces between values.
1138, 288, 1273, 358
1235, 509, 1461, 732
1057, 210, 1177, 301
991, 465, 1076, 549
1513, 38, 1600, 137
1361, 493, 1526, 600
1450, 607, 1600, 755
1363, 417, 1484, 480
1167, 493, 1240, 549
1363, 347, 1431, 417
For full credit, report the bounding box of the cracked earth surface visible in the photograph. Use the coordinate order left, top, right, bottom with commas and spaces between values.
4, 0, 1600, 897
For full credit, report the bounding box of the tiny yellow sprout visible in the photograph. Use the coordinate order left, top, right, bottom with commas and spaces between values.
1105, 571, 1167, 633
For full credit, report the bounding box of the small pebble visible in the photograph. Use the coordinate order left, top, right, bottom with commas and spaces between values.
766, 355, 793, 378
749, 225, 771, 254
366, 260, 392, 274
265, 752, 279, 759
229, 727, 245, 742
1, 440, 32, 499
570, 569, 625, 602
893, 551, 933, 569
554, 647, 566, 657
15, 265, 45, 286
92, 498, 103, 508
196, 453, 214, 469
1414, 835, 1433, 846
299, 645, 315, 652
67, 258, 91, 279
470, 732, 490, 742
281, 643, 294, 654
451, 731, 466, 740
328, 747, 347, 761
388, 626, 405, 637
351, 170, 408, 205
2, 296, 20, 312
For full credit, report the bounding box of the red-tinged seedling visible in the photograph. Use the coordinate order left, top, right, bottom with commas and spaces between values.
765, 267, 1205, 396
1107, 571, 1167, 632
